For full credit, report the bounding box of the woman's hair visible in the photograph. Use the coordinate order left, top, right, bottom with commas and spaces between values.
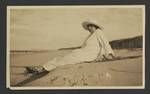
87, 24, 100, 30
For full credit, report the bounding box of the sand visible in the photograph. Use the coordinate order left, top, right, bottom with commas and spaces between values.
10, 48, 143, 87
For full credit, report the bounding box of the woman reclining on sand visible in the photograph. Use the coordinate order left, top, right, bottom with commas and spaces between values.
25, 20, 115, 75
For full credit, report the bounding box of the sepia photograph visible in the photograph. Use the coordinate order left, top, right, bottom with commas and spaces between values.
7, 5, 145, 89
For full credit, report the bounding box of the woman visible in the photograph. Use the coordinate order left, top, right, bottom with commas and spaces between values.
26, 20, 115, 74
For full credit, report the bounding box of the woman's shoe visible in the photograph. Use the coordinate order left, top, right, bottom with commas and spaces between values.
25, 66, 48, 75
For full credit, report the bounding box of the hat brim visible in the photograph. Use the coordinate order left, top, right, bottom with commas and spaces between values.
82, 21, 103, 30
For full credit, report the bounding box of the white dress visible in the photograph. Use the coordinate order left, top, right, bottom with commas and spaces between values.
43, 30, 114, 71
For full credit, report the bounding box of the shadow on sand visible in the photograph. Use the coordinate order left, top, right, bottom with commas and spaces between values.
12, 71, 49, 87
84, 55, 142, 63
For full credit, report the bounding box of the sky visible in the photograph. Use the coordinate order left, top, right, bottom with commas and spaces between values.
9, 6, 144, 50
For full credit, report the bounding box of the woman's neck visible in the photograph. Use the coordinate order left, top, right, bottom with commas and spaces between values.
89, 29, 97, 34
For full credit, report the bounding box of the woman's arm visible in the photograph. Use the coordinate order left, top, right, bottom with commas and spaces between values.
58, 46, 81, 50
80, 33, 93, 48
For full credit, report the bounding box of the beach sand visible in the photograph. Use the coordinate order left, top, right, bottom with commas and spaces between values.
10, 48, 143, 87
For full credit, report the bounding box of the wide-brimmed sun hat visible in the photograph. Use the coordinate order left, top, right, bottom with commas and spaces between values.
82, 20, 103, 30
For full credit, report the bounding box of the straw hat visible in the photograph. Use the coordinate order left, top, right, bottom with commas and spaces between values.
82, 20, 103, 30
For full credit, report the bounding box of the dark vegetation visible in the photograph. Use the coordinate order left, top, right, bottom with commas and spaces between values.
110, 36, 142, 49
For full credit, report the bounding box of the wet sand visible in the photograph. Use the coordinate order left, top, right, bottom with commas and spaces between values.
10, 48, 143, 87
